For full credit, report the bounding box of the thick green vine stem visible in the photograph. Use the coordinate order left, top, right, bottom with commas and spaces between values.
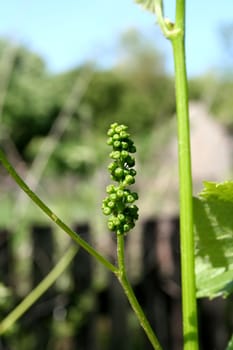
135, 1, 199, 348
102, 123, 139, 236
170, 1, 199, 349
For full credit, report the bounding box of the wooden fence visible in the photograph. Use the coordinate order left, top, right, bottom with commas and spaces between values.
0, 218, 232, 350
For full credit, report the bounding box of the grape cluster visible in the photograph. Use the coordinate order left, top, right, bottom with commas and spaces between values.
102, 123, 139, 235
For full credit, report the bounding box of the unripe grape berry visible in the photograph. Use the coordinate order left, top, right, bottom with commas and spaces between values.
129, 145, 136, 153
121, 150, 129, 159
113, 133, 120, 140
116, 189, 124, 198
123, 175, 135, 185
115, 125, 125, 133
108, 201, 115, 208
132, 192, 139, 200
127, 157, 135, 167
113, 216, 120, 227
102, 198, 109, 206
103, 207, 111, 215
129, 168, 137, 176
113, 140, 121, 148
108, 220, 115, 231
109, 193, 117, 201
107, 130, 114, 137
108, 162, 117, 172
106, 184, 116, 194
121, 142, 128, 150
123, 169, 130, 177
110, 151, 121, 160
107, 137, 113, 145
118, 213, 125, 222
114, 167, 124, 178
123, 224, 130, 232
120, 130, 129, 139
126, 194, 135, 203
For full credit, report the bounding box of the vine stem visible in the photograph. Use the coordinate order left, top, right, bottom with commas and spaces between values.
0, 245, 78, 335
0, 149, 118, 275
170, 0, 199, 349
116, 234, 163, 350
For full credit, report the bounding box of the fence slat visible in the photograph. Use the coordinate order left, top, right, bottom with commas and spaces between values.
23, 225, 55, 350
71, 223, 97, 350
0, 218, 231, 349
0, 229, 11, 285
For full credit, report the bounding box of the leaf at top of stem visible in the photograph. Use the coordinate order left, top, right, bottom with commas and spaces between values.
134, 0, 163, 15
134, 0, 179, 40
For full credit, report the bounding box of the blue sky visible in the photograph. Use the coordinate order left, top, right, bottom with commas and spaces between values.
0, 0, 233, 76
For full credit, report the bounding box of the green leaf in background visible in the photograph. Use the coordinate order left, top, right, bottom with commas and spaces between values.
199, 181, 233, 202
194, 181, 233, 299
134, 0, 162, 14
226, 334, 233, 350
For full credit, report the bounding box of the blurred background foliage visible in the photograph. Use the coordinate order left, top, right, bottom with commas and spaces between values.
0, 28, 232, 227
0, 25, 232, 350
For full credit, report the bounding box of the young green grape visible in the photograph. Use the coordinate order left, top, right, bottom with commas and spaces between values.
102, 123, 139, 235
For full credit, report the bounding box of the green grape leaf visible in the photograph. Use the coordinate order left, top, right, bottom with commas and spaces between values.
134, 0, 162, 14
226, 334, 233, 350
199, 181, 233, 202
194, 181, 233, 299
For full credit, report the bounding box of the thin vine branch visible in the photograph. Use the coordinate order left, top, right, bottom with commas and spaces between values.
0, 148, 118, 275
0, 244, 78, 335
116, 234, 162, 350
